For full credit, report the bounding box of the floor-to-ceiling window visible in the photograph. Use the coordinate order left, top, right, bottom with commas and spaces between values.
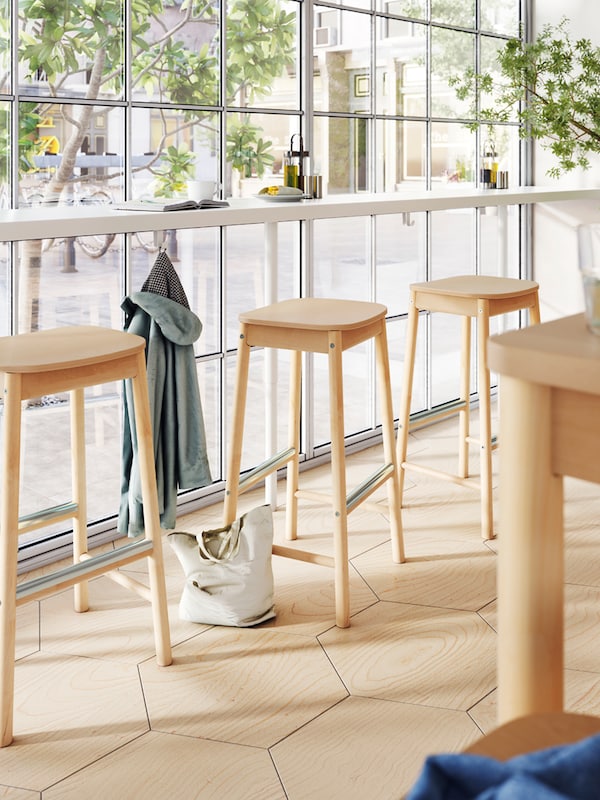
0, 0, 526, 568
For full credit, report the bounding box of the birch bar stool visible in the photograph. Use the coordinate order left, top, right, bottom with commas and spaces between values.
0, 325, 172, 746
397, 275, 540, 540
223, 297, 404, 629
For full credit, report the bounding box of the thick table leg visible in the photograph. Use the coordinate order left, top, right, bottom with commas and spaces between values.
497, 375, 564, 723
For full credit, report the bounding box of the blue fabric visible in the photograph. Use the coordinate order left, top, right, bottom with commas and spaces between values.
406, 733, 600, 800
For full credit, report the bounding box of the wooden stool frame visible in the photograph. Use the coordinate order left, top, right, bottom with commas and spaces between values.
223, 298, 405, 629
396, 276, 540, 540
0, 326, 172, 746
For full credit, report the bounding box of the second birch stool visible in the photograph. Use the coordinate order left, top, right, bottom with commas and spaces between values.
396, 275, 540, 540
0, 325, 172, 746
224, 297, 405, 628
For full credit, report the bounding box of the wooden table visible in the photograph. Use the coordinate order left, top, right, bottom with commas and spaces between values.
488, 313, 600, 723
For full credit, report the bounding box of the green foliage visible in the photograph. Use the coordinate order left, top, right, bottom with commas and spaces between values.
226, 117, 274, 178
450, 18, 600, 177
152, 143, 196, 197
226, 0, 296, 105
12, 0, 295, 196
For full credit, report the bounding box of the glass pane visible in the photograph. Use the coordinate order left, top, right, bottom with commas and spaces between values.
0, 101, 10, 207
131, 0, 218, 105
0, 242, 9, 335
313, 7, 372, 114
480, 36, 519, 123
130, 108, 220, 202
430, 209, 476, 281
227, 0, 299, 110
378, 0, 426, 20
431, 29, 475, 119
432, 121, 476, 185
0, 0, 9, 94
319, 0, 371, 10
226, 112, 299, 198
481, 0, 520, 36
197, 359, 220, 483
378, 118, 427, 188
225, 222, 298, 350
18, 103, 124, 206
16, 386, 123, 546
431, 312, 464, 407
16, 238, 123, 334
313, 115, 370, 194
312, 343, 373, 449
431, 0, 475, 28
313, 217, 370, 301
376, 21, 426, 116
375, 213, 426, 315
224, 348, 294, 473
18, 0, 124, 100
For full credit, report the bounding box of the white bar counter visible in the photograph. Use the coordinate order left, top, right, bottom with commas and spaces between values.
1, 185, 600, 240
488, 313, 600, 723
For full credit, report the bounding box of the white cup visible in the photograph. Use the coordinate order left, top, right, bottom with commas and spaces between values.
188, 180, 216, 202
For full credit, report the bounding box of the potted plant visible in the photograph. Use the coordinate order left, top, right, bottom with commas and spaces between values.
451, 18, 600, 178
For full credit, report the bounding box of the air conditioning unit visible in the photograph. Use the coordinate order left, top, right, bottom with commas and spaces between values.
314, 27, 337, 47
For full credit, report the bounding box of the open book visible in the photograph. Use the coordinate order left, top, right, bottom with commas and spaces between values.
113, 198, 229, 212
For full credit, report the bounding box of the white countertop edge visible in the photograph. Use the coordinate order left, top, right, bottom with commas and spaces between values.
1, 186, 599, 242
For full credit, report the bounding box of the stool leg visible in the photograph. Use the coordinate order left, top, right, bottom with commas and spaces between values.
397, 293, 419, 500
530, 293, 541, 325
477, 299, 494, 540
374, 322, 405, 564
328, 330, 350, 628
0, 374, 22, 746
458, 315, 471, 479
71, 388, 89, 613
285, 349, 302, 541
224, 325, 251, 527
130, 354, 172, 667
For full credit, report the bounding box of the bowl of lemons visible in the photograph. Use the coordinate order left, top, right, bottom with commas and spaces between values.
256, 186, 305, 202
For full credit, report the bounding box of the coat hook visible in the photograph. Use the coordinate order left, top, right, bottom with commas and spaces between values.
153, 230, 167, 250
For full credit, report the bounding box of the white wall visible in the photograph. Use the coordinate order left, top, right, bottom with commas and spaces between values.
532, 2, 600, 319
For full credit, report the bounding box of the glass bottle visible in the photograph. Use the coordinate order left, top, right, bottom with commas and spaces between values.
482, 139, 498, 189
283, 151, 298, 188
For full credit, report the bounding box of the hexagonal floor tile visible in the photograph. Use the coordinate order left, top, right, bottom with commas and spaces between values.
262, 556, 377, 636
271, 695, 482, 800
139, 626, 348, 748
39, 571, 205, 663
0, 652, 147, 791
0, 787, 38, 799
15, 603, 39, 661
470, 668, 600, 734
565, 583, 600, 672
43, 730, 285, 800
319, 601, 496, 710
352, 533, 496, 612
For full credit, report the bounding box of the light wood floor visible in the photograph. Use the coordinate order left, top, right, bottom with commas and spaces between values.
4, 413, 600, 799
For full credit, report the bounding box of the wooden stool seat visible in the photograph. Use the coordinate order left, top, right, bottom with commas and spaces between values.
224, 297, 405, 628
397, 275, 540, 540
0, 325, 172, 746
465, 712, 600, 761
